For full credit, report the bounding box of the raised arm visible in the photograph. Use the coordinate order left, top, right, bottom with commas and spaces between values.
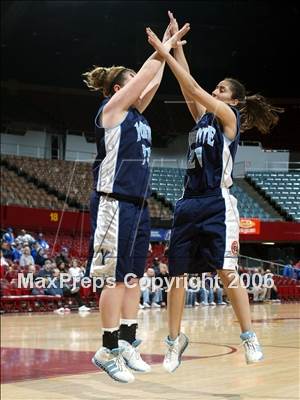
135, 24, 171, 113
169, 11, 205, 122
104, 24, 190, 119
147, 27, 237, 140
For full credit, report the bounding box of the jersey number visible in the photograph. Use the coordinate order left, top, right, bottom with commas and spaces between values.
142, 144, 151, 165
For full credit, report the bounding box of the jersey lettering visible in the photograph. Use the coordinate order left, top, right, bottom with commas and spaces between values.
135, 121, 151, 143
196, 125, 216, 147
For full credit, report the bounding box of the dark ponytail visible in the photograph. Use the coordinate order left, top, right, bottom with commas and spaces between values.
225, 78, 284, 134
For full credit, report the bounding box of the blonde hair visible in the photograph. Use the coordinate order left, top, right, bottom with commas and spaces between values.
82, 65, 133, 96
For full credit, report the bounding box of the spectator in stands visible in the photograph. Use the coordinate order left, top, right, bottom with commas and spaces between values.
60, 268, 91, 313
19, 246, 35, 268
199, 273, 227, 306
31, 277, 47, 295
247, 268, 267, 302
36, 259, 53, 279
193, 273, 207, 306
269, 282, 280, 302
11, 241, 22, 262
152, 257, 161, 276
212, 273, 227, 305
140, 268, 161, 308
1, 241, 14, 261
16, 229, 35, 245
262, 269, 280, 302
31, 241, 41, 260
68, 258, 84, 293
4, 265, 17, 282
12, 264, 37, 295
199, 286, 209, 306
156, 263, 169, 306
45, 268, 63, 296
2, 227, 15, 244
283, 260, 295, 279
37, 233, 49, 250
56, 247, 70, 266
34, 247, 47, 267
69, 259, 84, 281
294, 261, 300, 280
57, 260, 68, 273
200, 285, 227, 306
185, 275, 196, 307
48, 269, 72, 315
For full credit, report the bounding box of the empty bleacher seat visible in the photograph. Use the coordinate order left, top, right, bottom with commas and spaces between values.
246, 170, 300, 221
150, 167, 274, 220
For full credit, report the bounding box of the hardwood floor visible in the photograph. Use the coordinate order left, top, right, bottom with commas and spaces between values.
1, 303, 299, 400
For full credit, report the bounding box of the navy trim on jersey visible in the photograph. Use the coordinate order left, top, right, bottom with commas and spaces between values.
183, 106, 240, 196
92, 97, 152, 199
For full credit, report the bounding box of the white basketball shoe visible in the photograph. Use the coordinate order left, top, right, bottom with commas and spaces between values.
118, 339, 151, 372
92, 347, 135, 383
240, 331, 264, 364
163, 332, 189, 373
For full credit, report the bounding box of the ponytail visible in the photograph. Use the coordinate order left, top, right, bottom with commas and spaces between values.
239, 94, 284, 134
82, 65, 130, 97
225, 78, 284, 134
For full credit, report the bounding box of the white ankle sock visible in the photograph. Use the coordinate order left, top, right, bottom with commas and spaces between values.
120, 319, 137, 326
102, 326, 119, 333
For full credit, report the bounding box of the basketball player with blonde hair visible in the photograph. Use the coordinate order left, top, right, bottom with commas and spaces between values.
83, 22, 190, 383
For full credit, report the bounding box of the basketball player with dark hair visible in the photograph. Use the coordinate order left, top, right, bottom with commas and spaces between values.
83, 23, 190, 383
146, 12, 283, 373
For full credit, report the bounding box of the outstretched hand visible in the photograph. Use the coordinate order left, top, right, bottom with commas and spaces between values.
162, 11, 180, 44
168, 10, 179, 37
146, 23, 190, 56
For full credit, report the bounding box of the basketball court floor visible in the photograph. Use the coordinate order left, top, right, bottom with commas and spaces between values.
1, 303, 299, 400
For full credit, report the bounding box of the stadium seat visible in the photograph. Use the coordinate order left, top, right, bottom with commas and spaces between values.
246, 170, 300, 221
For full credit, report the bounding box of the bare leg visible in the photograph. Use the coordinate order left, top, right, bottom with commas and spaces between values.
167, 276, 186, 339
99, 282, 125, 328
218, 270, 252, 333
121, 279, 141, 319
